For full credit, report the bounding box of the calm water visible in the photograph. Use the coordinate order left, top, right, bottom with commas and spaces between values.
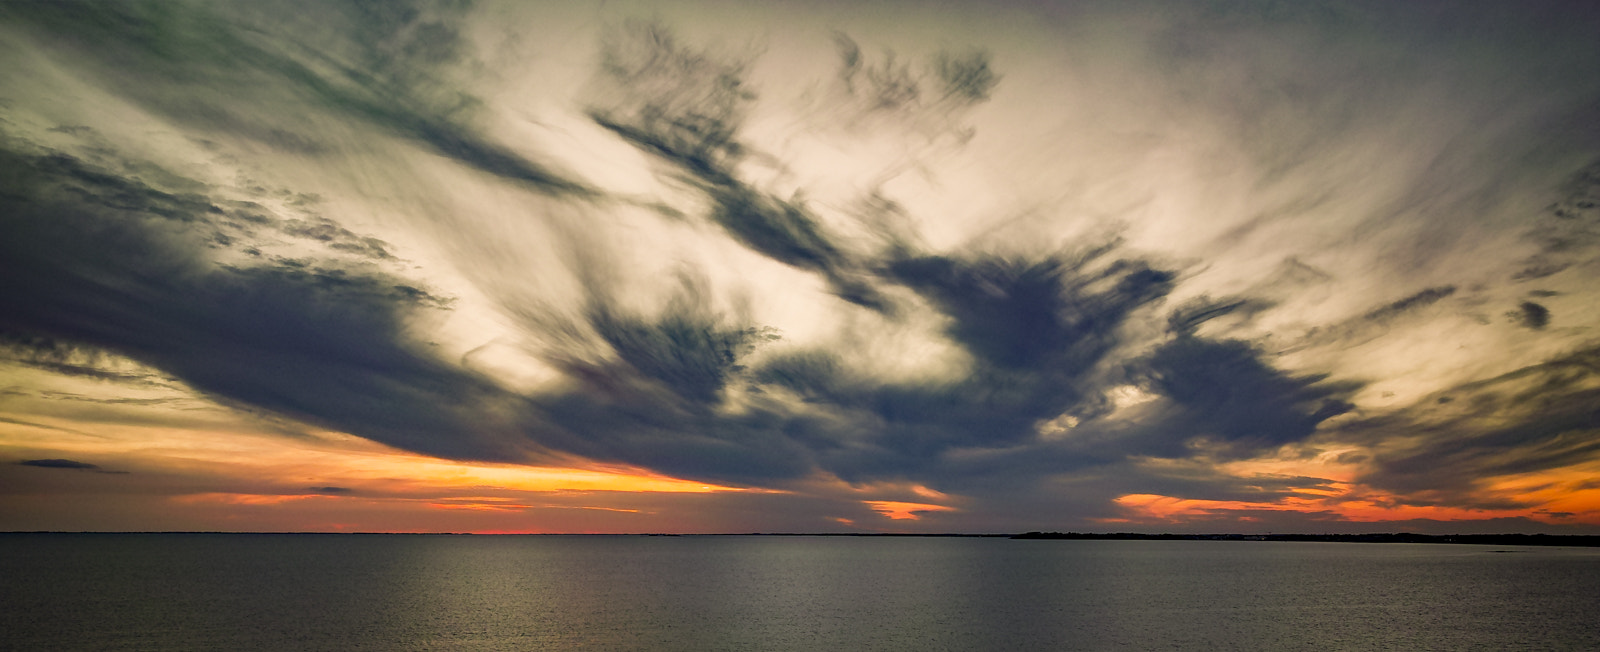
2, 534, 1598, 651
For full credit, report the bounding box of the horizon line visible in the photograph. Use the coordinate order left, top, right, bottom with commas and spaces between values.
5, 530, 1599, 542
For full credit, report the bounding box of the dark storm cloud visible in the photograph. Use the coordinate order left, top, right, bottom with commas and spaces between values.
0, 144, 540, 463
518, 279, 817, 483
488, 220, 1334, 489
875, 335, 1360, 492
1126, 336, 1356, 460
887, 250, 1172, 371
507, 21, 1371, 490
745, 249, 1174, 478
589, 288, 780, 408
741, 247, 1361, 490
0, 13, 873, 487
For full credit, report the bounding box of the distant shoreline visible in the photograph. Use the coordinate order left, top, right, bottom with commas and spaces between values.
2, 531, 1598, 545
1009, 532, 1600, 546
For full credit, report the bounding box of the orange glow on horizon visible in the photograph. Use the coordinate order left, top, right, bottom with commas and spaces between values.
364, 454, 742, 495
1114, 449, 1600, 529
0, 415, 747, 495
428, 502, 536, 512
1111, 484, 1600, 527
172, 493, 331, 506
427, 498, 642, 514
9, 403, 1598, 532
864, 500, 956, 520
1, 412, 763, 532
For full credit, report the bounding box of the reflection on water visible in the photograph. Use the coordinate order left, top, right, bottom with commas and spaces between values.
3, 534, 1598, 651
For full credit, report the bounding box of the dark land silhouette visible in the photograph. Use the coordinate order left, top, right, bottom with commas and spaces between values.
1010, 532, 1600, 546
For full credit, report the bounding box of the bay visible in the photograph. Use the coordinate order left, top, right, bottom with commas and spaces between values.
3, 534, 1598, 651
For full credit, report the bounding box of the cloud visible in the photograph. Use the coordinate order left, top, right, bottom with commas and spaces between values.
1514, 160, 1600, 281
588, 276, 780, 407
0, 143, 542, 463
0, 332, 172, 387
587, 22, 897, 312
16, 458, 128, 474
887, 250, 1171, 371
4, 0, 1600, 532
825, 33, 997, 141
1166, 295, 1273, 336
744, 247, 1177, 480
1338, 344, 1600, 505
1127, 336, 1357, 460
933, 49, 1001, 103
3, 0, 593, 196
1510, 301, 1551, 330
307, 486, 353, 494
19, 458, 99, 470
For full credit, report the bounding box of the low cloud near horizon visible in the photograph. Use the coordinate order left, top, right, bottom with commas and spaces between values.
2, 0, 1599, 534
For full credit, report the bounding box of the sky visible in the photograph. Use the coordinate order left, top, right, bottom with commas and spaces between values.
2, 0, 1599, 534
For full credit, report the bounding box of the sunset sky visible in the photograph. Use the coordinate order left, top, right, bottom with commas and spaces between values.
3, 0, 1599, 534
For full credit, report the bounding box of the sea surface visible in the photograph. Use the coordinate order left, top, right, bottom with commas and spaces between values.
3, 534, 1598, 651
